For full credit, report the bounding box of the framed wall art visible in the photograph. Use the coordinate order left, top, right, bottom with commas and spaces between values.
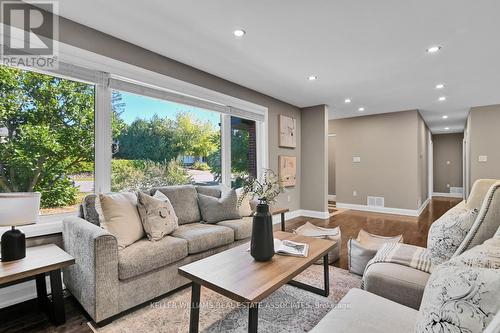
279, 114, 296, 148
279, 155, 297, 187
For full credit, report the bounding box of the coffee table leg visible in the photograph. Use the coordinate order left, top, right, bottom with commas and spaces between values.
189, 282, 201, 333
280, 213, 286, 231
323, 254, 330, 297
35, 273, 47, 309
248, 303, 258, 333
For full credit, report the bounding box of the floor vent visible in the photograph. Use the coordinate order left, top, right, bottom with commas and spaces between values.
367, 196, 385, 207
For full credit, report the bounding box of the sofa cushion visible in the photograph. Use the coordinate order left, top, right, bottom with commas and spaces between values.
196, 185, 223, 198
118, 236, 188, 280
98, 192, 145, 249
235, 187, 253, 217
151, 185, 200, 225
137, 192, 178, 241
348, 230, 403, 275
197, 189, 240, 224
363, 262, 430, 310
82, 194, 100, 226
455, 181, 500, 255
171, 223, 234, 254
427, 201, 478, 265
217, 217, 252, 240
415, 244, 500, 332
310, 288, 418, 333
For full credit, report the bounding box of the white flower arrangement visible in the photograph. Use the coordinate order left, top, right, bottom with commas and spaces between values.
238, 169, 284, 206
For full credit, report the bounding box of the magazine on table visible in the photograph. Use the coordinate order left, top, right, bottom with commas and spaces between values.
274, 239, 309, 257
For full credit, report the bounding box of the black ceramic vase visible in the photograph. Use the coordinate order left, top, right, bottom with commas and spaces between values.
250, 203, 275, 261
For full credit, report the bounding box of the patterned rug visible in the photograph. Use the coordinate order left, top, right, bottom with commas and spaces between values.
88, 265, 361, 333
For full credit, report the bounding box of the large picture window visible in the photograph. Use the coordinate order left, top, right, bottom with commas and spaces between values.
0, 65, 95, 216
1, 62, 265, 222
110, 90, 222, 192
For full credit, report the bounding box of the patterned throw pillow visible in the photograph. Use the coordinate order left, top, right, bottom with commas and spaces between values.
137, 192, 178, 241
415, 242, 500, 333
427, 204, 479, 265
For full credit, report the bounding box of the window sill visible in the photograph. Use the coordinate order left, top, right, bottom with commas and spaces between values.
0, 213, 75, 238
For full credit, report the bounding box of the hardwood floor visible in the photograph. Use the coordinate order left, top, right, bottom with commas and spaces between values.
0, 197, 460, 333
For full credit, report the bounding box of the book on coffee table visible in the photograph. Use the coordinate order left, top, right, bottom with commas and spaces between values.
274, 239, 309, 257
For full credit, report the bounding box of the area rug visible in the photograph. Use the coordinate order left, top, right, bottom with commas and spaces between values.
88, 265, 361, 333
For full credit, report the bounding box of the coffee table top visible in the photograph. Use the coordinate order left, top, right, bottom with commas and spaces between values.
178, 231, 335, 304
0, 244, 75, 285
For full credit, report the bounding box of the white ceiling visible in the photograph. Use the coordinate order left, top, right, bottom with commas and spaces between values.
55, 0, 500, 133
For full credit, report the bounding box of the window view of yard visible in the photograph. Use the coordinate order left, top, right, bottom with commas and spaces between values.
0, 66, 257, 216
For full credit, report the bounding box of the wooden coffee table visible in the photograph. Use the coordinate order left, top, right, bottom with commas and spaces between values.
178, 231, 335, 333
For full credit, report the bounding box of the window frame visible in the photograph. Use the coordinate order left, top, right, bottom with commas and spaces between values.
2, 58, 268, 210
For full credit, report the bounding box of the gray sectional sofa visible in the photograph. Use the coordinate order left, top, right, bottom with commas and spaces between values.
62, 185, 253, 323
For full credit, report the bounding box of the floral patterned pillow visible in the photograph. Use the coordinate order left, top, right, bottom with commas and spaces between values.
415, 242, 500, 333
427, 205, 479, 265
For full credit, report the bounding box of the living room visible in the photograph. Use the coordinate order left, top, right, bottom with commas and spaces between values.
1, 1, 500, 333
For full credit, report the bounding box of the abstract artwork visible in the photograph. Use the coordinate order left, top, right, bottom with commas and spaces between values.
279, 155, 297, 187
279, 114, 296, 148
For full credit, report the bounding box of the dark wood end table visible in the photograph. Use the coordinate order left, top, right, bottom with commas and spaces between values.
0, 244, 75, 325
271, 208, 290, 231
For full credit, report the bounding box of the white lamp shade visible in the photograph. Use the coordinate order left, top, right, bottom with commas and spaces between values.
0, 192, 41, 226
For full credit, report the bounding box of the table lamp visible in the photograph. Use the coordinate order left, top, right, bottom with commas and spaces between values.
0, 192, 40, 262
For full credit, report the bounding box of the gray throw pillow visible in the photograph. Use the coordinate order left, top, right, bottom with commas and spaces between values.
198, 189, 240, 224
137, 192, 178, 241
196, 185, 222, 198
82, 194, 100, 226
415, 242, 500, 333
427, 202, 479, 265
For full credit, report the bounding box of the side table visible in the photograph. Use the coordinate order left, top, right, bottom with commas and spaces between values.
271, 208, 290, 231
0, 244, 75, 325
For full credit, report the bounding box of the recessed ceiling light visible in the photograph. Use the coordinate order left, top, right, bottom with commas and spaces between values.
233, 29, 246, 37
307, 75, 317, 81
442, 115, 449, 119
358, 107, 365, 112
344, 98, 352, 104
438, 96, 447, 101
444, 127, 450, 130
436, 83, 445, 89
426, 46, 442, 53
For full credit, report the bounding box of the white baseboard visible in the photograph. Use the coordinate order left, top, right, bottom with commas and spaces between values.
337, 198, 430, 217
433, 192, 464, 198
271, 209, 330, 224
328, 195, 336, 201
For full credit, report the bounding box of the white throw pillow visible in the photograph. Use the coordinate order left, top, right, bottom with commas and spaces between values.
427, 204, 479, 265
415, 242, 500, 333
98, 192, 145, 249
236, 187, 253, 217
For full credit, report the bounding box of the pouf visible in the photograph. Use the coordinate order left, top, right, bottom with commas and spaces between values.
294, 222, 341, 264
348, 230, 403, 275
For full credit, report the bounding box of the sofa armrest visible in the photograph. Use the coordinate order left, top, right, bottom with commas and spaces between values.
62, 216, 119, 322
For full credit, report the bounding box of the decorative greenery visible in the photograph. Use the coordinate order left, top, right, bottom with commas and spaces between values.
238, 169, 284, 206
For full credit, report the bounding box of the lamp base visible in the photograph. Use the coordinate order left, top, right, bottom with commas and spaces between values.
1, 227, 26, 262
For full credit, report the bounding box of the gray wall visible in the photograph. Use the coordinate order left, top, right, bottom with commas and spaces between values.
300, 105, 328, 212
41, 15, 304, 210
433, 133, 463, 193
467, 105, 500, 189
333, 110, 424, 210
417, 116, 430, 206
